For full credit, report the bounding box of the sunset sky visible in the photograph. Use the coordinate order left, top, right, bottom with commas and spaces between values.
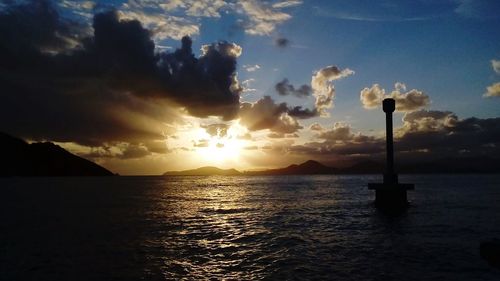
1, 0, 499, 174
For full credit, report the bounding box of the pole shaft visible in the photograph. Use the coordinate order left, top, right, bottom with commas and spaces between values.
385, 112, 394, 176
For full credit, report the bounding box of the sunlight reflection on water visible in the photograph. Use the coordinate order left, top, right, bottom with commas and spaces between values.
1, 175, 500, 280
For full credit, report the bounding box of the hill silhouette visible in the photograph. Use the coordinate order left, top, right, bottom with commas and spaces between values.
0, 132, 113, 176
163, 166, 241, 176
162, 158, 499, 176
245, 160, 337, 175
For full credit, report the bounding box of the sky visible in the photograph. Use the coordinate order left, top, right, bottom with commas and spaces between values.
0, 0, 499, 175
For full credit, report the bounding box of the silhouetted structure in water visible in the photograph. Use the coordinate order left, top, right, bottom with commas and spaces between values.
368, 99, 414, 210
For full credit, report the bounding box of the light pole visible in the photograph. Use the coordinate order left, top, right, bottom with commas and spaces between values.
368, 98, 414, 211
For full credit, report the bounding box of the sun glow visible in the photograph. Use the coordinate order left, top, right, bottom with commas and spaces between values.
197, 136, 243, 163
193, 124, 246, 164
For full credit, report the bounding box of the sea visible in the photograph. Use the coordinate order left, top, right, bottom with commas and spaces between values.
1, 175, 499, 280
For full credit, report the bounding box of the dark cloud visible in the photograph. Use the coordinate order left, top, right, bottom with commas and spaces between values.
0, 1, 242, 148
287, 106, 319, 119
201, 124, 229, 138
78, 142, 160, 160
395, 110, 500, 159
275, 78, 312, 98
118, 144, 152, 159
275, 37, 290, 48
239, 96, 316, 134
277, 110, 500, 163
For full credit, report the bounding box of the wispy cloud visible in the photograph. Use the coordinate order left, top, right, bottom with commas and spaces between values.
238, 0, 299, 35
455, 0, 500, 19
492, 59, 500, 74
313, 6, 435, 22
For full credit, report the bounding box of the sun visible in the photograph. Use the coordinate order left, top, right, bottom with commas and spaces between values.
194, 125, 246, 164
198, 137, 242, 163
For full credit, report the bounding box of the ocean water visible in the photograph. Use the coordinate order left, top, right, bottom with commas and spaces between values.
1, 175, 499, 280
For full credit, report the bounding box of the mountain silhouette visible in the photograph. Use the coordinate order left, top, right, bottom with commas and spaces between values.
163, 166, 241, 176
0, 132, 113, 176
246, 160, 337, 175
162, 158, 499, 176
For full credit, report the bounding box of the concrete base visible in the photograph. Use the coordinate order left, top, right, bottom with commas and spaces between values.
368, 183, 414, 210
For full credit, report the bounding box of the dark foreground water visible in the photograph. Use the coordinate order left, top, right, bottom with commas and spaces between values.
1, 175, 499, 280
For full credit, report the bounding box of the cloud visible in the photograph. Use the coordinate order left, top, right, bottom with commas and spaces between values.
0, 2, 243, 149
118, 143, 152, 159
491, 60, 500, 74
484, 59, 500, 97
243, 64, 260, 72
272, 109, 500, 164
239, 96, 305, 135
312, 1, 447, 22
316, 122, 355, 142
184, 0, 227, 18
275, 37, 290, 48
311, 66, 355, 115
238, 0, 298, 35
455, 0, 500, 19
309, 123, 324, 132
287, 106, 318, 119
397, 110, 458, 136
78, 141, 165, 160
360, 84, 385, 109
56, 0, 302, 40
275, 78, 312, 97
272, 1, 302, 9
115, 0, 229, 40
395, 110, 500, 159
193, 139, 210, 147
201, 124, 229, 138
118, 10, 199, 41
274, 65, 354, 117
360, 83, 430, 112
484, 82, 500, 97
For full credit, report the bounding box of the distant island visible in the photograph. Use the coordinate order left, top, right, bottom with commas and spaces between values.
163, 167, 242, 176
164, 158, 499, 176
0, 132, 113, 176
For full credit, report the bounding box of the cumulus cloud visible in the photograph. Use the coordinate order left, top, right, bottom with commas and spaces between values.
239, 96, 306, 136
484, 82, 500, 97
313, 122, 378, 146
0, 2, 243, 150
360, 82, 430, 112
484, 60, 500, 97
274, 109, 500, 164
360, 84, 385, 109
397, 110, 458, 136
274, 65, 353, 117
311, 66, 355, 115
275, 79, 312, 97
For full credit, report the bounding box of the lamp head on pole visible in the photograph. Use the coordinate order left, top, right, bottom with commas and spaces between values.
382, 98, 395, 113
